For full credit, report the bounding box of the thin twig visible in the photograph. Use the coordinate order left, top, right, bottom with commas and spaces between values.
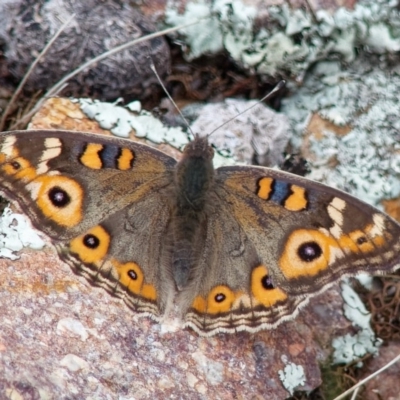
0, 14, 75, 131
333, 353, 400, 400
349, 386, 360, 400
379, 274, 400, 279
303, 0, 318, 24
10, 18, 205, 130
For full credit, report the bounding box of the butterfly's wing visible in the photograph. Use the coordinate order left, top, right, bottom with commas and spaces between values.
181, 166, 400, 335
0, 130, 177, 317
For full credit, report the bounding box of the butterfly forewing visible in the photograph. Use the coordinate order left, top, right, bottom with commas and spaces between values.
0, 130, 176, 239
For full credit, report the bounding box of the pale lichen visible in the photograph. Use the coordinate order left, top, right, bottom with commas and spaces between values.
186, 98, 290, 166
77, 98, 189, 148
282, 59, 400, 207
166, 0, 400, 77
332, 282, 382, 365
278, 355, 306, 395
0, 206, 44, 260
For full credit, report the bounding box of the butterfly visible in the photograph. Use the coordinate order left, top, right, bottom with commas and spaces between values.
0, 129, 399, 336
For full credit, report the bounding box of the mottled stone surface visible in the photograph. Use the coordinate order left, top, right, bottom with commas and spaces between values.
0, 243, 352, 399
360, 342, 400, 400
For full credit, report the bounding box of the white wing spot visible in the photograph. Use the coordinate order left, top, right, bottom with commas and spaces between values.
370, 214, 385, 236
26, 181, 42, 201
37, 138, 62, 174
330, 197, 346, 211
1, 135, 17, 158
328, 197, 346, 238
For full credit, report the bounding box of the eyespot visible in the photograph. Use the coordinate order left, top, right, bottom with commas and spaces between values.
2, 156, 36, 181
113, 261, 143, 293
83, 233, 100, 249
347, 227, 384, 253
261, 274, 275, 290
251, 265, 287, 307
191, 286, 235, 314
279, 230, 333, 279
357, 236, 367, 245
70, 225, 110, 264
49, 186, 71, 208
207, 286, 234, 313
128, 269, 138, 280
214, 292, 226, 303
112, 260, 156, 300
11, 160, 21, 170
34, 176, 83, 227
297, 241, 322, 262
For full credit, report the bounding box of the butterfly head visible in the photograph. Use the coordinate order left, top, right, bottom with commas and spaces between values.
182, 134, 214, 161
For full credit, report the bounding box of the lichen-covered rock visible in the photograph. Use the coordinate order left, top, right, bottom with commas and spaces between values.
282, 58, 400, 211
185, 98, 290, 166
165, 0, 400, 78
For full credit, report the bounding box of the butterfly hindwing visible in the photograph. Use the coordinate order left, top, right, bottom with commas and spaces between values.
56, 205, 175, 317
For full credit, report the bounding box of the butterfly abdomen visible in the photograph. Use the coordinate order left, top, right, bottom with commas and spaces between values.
171, 136, 215, 289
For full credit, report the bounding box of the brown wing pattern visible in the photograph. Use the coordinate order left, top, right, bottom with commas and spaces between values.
0, 130, 177, 316
181, 165, 400, 335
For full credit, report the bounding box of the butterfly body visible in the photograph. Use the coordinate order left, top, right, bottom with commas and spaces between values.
171, 136, 215, 290
1, 129, 399, 336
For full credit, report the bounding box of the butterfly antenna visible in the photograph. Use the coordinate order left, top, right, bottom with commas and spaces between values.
150, 61, 195, 139
206, 80, 286, 138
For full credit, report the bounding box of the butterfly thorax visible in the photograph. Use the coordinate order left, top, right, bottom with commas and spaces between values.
171, 135, 215, 289
174, 135, 214, 211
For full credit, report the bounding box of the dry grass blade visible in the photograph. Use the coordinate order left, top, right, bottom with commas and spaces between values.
0, 14, 76, 131
350, 386, 359, 400
10, 18, 206, 130
333, 352, 400, 400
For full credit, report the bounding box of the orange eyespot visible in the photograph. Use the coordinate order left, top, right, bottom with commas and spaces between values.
280, 229, 334, 279
251, 265, 287, 307
35, 175, 83, 227
112, 260, 156, 300
70, 225, 110, 264
192, 285, 236, 314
